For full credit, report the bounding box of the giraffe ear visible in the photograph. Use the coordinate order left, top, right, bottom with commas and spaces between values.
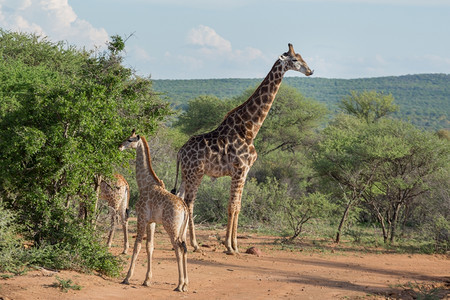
136, 135, 140, 140
131, 129, 136, 136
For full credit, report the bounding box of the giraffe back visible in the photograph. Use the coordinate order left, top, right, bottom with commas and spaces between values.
99, 173, 129, 212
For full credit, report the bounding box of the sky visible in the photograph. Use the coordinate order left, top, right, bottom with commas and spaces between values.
0, 0, 449, 79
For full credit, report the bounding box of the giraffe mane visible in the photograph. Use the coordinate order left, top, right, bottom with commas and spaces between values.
140, 136, 163, 185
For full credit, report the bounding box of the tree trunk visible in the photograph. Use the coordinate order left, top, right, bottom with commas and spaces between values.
389, 203, 402, 243
93, 174, 102, 228
335, 201, 353, 243
374, 208, 388, 243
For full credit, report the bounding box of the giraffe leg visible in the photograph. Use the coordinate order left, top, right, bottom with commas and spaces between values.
121, 220, 129, 254
143, 223, 155, 286
224, 171, 247, 254
183, 175, 203, 252
122, 220, 145, 285
181, 243, 188, 292
231, 209, 240, 252
172, 238, 188, 292
107, 212, 115, 248
120, 189, 130, 254
181, 213, 189, 292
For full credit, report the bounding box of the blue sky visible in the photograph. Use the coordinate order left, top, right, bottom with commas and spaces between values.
0, 0, 449, 79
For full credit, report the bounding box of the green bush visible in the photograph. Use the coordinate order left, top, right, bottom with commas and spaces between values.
194, 177, 231, 224
0, 30, 168, 275
0, 202, 24, 273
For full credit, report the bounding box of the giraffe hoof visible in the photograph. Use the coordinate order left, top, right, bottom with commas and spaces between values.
143, 281, 150, 287
174, 286, 183, 292
225, 250, 236, 255
193, 247, 203, 253
121, 279, 130, 285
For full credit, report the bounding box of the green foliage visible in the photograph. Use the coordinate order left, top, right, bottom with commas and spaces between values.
428, 216, 450, 253
339, 90, 398, 123
436, 129, 450, 141
241, 177, 286, 228
175, 95, 235, 135
194, 177, 231, 224
51, 276, 82, 292
0, 201, 24, 272
282, 192, 334, 240
0, 30, 169, 275
107, 35, 125, 54
315, 111, 449, 244
396, 282, 443, 300
153, 74, 450, 130
253, 85, 327, 155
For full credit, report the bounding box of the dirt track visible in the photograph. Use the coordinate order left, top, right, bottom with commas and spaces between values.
1, 221, 449, 299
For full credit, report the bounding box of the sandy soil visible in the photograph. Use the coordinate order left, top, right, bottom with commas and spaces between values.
1, 220, 449, 300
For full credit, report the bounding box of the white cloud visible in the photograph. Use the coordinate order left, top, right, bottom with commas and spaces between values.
233, 47, 265, 62
186, 25, 267, 62
375, 54, 387, 65
132, 45, 153, 62
187, 25, 232, 53
0, 0, 109, 49
423, 54, 450, 66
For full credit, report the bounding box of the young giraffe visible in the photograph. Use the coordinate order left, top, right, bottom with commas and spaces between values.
172, 44, 313, 254
120, 130, 189, 292
98, 173, 130, 254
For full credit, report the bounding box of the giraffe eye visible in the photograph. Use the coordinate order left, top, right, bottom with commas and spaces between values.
127, 139, 133, 142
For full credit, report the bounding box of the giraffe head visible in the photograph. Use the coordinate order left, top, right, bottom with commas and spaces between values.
119, 129, 140, 151
279, 43, 314, 76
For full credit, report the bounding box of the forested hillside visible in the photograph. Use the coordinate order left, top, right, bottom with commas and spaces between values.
153, 74, 450, 130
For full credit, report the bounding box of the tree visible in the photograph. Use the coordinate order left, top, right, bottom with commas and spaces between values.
313, 114, 380, 243
314, 113, 449, 244
0, 30, 170, 274
339, 90, 398, 123
360, 119, 449, 243
234, 85, 328, 156
282, 192, 333, 241
175, 95, 234, 136
245, 85, 327, 187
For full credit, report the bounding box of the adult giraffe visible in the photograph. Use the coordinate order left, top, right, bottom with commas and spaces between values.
172, 44, 313, 254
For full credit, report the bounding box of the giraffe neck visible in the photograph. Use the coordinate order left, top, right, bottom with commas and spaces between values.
135, 136, 162, 189
221, 59, 287, 140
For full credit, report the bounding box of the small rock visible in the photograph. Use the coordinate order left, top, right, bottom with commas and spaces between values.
245, 246, 262, 257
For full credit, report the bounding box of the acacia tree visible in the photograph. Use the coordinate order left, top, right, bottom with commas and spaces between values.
315, 113, 449, 244
314, 115, 381, 243
175, 95, 234, 136
0, 30, 170, 274
360, 120, 449, 243
339, 90, 398, 123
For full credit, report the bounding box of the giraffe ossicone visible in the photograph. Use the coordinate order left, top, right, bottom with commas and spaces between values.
172, 44, 313, 255
119, 129, 189, 292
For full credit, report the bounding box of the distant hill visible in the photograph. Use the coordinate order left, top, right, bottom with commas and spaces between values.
153, 74, 450, 130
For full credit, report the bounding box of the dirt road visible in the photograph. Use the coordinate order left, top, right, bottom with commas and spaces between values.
1, 223, 449, 299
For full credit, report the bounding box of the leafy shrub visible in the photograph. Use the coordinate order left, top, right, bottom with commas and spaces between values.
0, 202, 24, 273
430, 216, 449, 253
194, 177, 231, 224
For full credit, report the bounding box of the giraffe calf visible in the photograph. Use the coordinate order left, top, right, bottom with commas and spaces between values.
98, 173, 130, 254
119, 130, 189, 292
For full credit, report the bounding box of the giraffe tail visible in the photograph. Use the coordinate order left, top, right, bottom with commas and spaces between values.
171, 153, 180, 195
